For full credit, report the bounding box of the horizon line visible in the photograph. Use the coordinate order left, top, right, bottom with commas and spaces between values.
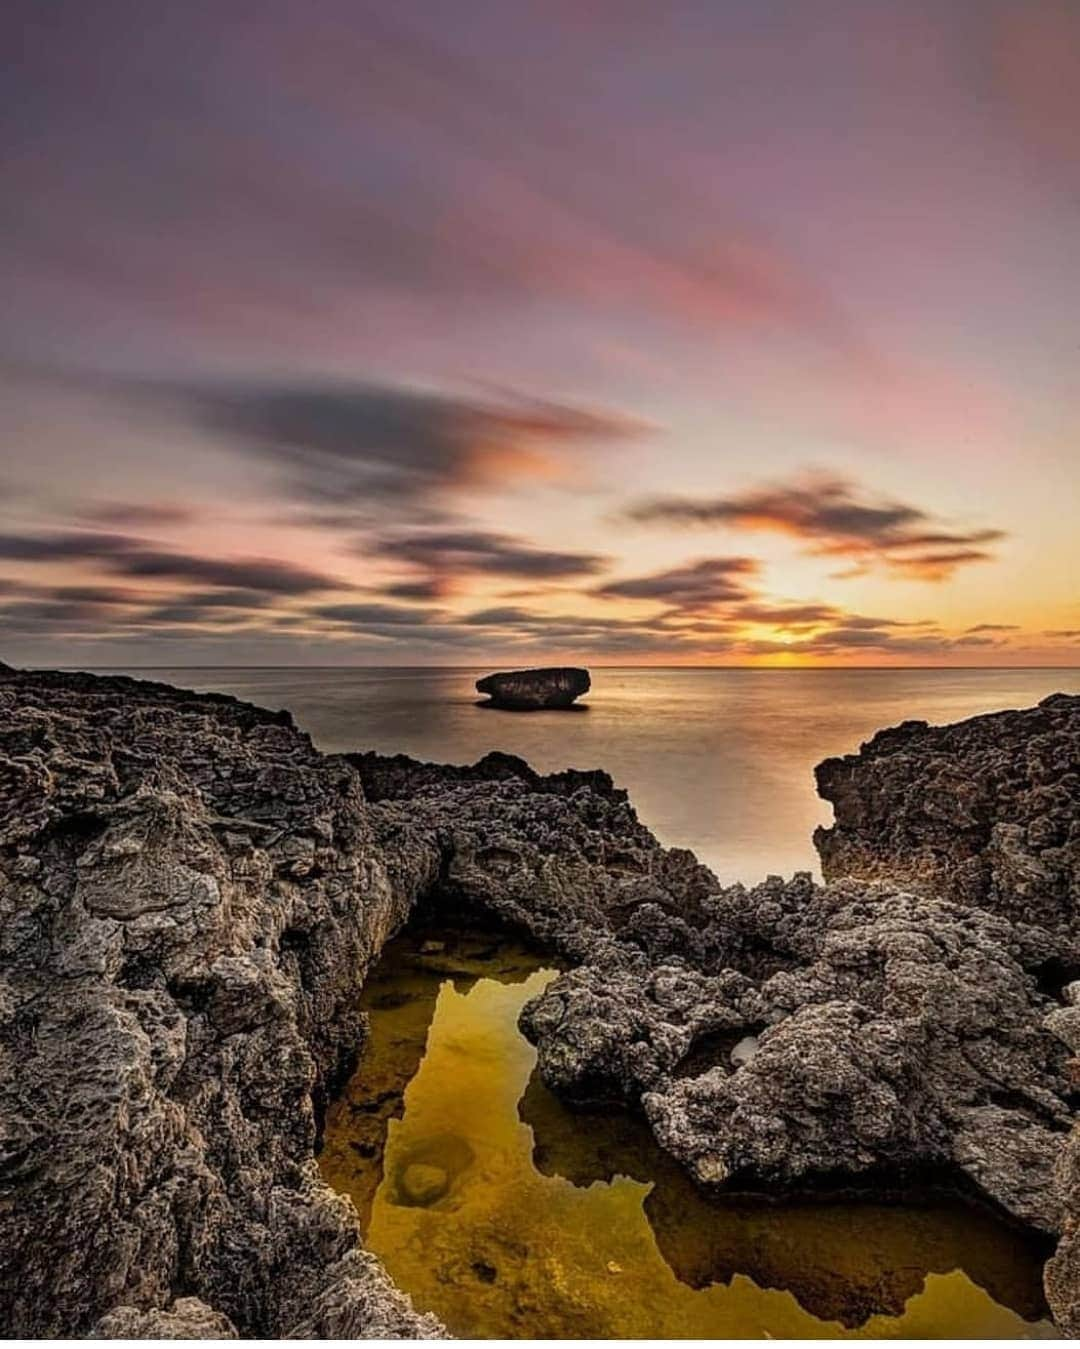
52, 663, 1080, 674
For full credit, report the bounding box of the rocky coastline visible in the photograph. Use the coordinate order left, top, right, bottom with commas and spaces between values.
0, 665, 1076, 1337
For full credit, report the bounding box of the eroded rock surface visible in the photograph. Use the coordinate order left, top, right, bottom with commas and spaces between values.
512, 695, 1079, 1326
519, 1071, 1050, 1328
1, 668, 1077, 1335
520, 878, 1073, 1232
814, 693, 1079, 935
0, 666, 712, 1337
0, 667, 445, 1339
812, 693, 1080, 1331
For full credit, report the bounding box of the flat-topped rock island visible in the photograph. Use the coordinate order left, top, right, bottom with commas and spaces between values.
476, 666, 591, 710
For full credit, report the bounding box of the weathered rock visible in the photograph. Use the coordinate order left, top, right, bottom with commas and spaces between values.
811, 693, 1080, 1331
521, 878, 1073, 1233
91, 1297, 239, 1339
519, 1072, 1050, 1328
814, 693, 1080, 936
0, 665, 713, 1338
510, 696, 1079, 1324
0, 665, 447, 1339
476, 666, 590, 710
2, 665, 1077, 1335
1047, 1131, 1080, 1335
349, 747, 619, 805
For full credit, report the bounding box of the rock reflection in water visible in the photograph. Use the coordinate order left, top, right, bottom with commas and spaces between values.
319, 930, 1053, 1339
520, 1073, 1050, 1329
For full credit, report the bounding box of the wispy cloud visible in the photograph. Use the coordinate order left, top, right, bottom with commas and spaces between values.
113, 550, 343, 595
313, 601, 444, 626
625, 472, 1004, 580
187, 382, 641, 514
0, 530, 344, 595
79, 502, 197, 528
0, 4, 1071, 669
367, 528, 609, 597
593, 557, 758, 611
0, 532, 134, 562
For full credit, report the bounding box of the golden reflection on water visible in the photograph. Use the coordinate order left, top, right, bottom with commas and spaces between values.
319, 933, 1054, 1339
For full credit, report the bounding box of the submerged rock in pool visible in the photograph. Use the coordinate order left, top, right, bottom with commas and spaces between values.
476, 666, 590, 710
400, 1163, 449, 1206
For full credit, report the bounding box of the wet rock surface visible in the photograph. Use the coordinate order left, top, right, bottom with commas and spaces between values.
475, 666, 590, 709
0, 666, 1077, 1335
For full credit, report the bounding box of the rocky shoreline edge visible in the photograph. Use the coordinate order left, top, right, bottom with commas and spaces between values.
0, 664, 1076, 1337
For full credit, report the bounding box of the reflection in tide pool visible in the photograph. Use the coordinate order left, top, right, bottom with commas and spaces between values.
319, 932, 1054, 1339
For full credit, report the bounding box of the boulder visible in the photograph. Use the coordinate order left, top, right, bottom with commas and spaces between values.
476, 666, 590, 710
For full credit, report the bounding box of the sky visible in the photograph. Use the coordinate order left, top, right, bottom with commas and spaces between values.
1, 0, 1077, 667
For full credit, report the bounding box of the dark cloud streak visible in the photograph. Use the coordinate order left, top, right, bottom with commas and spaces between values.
368, 529, 608, 595
195, 382, 638, 512
0, 530, 344, 595
113, 551, 341, 595
626, 473, 1004, 580
593, 557, 758, 611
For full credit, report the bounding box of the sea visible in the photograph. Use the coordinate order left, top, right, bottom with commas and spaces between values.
101, 666, 1078, 886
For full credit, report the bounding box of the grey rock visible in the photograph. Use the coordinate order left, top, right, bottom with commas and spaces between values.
2, 664, 1078, 1335
0, 665, 446, 1339
522, 880, 1071, 1233
0, 665, 713, 1338
810, 693, 1080, 1330
91, 1297, 239, 1339
814, 693, 1080, 935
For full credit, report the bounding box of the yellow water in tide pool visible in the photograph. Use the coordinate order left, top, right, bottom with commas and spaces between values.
318, 932, 1055, 1340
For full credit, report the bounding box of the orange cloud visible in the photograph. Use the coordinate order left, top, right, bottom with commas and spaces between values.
626, 471, 1004, 581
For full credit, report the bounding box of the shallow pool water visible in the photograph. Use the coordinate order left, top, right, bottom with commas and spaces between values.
318, 931, 1054, 1339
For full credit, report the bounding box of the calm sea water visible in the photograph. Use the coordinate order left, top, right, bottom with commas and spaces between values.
101, 667, 1078, 885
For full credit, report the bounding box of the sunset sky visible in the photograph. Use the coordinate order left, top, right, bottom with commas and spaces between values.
2, 0, 1077, 667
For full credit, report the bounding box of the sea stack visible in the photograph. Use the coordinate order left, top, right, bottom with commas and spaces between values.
476, 666, 590, 710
